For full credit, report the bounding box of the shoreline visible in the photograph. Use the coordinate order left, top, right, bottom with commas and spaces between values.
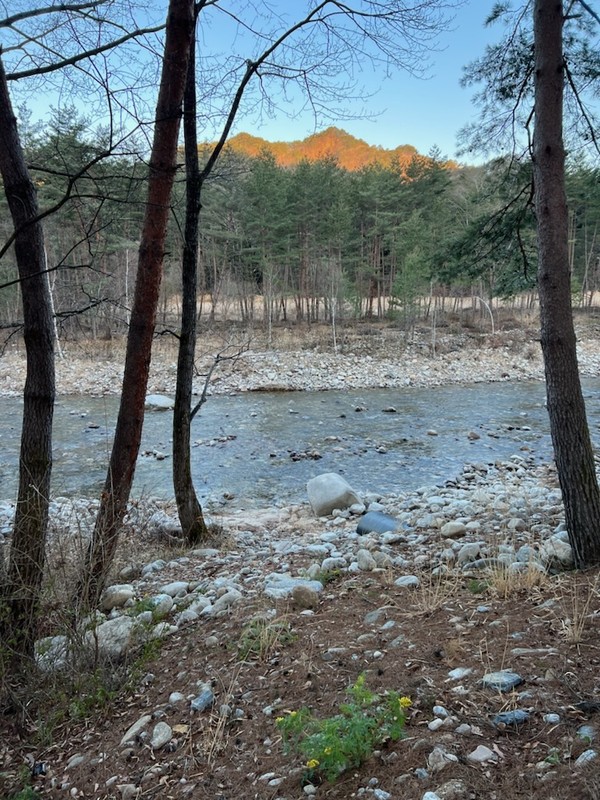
2, 329, 594, 397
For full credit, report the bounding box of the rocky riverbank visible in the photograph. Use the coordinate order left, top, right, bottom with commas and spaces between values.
2, 327, 600, 397
3, 326, 600, 800
4, 455, 600, 800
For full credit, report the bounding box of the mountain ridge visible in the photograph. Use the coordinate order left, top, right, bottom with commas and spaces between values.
216, 126, 450, 171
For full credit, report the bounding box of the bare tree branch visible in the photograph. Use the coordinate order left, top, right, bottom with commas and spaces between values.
6, 23, 164, 81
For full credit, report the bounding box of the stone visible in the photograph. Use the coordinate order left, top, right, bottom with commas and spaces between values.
264, 573, 324, 600
121, 714, 152, 745
145, 394, 174, 410
440, 521, 467, 538
467, 745, 497, 763
100, 584, 135, 612
482, 670, 523, 693
150, 722, 173, 749
394, 575, 420, 588
307, 473, 361, 517
356, 511, 399, 535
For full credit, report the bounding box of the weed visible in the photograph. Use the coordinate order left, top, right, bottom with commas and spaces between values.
237, 616, 296, 661
487, 562, 548, 601
557, 573, 600, 647
467, 578, 488, 594
312, 568, 341, 586
276, 673, 410, 783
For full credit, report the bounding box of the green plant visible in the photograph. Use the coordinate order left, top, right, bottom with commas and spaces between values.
310, 568, 341, 586
7, 786, 39, 800
276, 674, 410, 783
467, 578, 488, 594
237, 617, 295, 661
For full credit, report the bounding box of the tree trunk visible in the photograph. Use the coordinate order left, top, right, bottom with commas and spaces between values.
79, 0, 195, 610
172, 13, 209, 544
0, 55, 55, 665
533, 0, 600, 567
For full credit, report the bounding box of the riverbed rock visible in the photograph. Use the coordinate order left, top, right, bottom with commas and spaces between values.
307, 473, 362, 517
356, 510, 399, 535
145, 394, 174, 410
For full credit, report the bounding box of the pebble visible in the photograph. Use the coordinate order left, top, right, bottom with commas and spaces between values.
467, 745, 497, 763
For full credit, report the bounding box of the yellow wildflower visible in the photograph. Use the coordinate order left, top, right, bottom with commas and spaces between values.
306, 759, 320, 769
323, 747, 333, 755
275, 717, 284, 723
399, 696, 412, 708
289, 710, 298, 717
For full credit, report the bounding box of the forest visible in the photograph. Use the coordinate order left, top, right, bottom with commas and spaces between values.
2, 112, 599, 347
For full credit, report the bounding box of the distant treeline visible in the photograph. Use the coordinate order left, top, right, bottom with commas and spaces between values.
1, 110, 599, 340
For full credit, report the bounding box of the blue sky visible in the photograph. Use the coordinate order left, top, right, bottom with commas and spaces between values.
13, 0, 509, 162
226, 0, 508, 161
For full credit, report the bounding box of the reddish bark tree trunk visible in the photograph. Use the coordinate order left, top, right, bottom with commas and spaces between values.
0, 55, 55, 664
172, 13, 209, 544
534, 0, 600, 566
80, 0, 195, 609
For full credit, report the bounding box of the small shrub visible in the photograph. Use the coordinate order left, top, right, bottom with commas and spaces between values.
277, 674, 410, 783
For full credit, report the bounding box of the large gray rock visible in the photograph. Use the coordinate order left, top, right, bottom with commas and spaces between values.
540, 535, 574, 570
85, 616, 138, 660
145, 394, 174, 410
307, 473, 361, 517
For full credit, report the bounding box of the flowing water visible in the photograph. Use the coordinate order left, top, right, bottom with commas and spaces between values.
2, 380, 600, 508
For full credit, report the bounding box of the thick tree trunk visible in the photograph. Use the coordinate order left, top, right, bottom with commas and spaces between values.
79, 0, 195, 609
533, 0, 600, 566
0, 56, 55, 664
173, 15, 209, 544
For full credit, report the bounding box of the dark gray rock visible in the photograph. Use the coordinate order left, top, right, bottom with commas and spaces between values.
356, 511, 399, 535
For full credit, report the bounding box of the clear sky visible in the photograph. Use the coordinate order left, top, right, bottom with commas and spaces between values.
225, 0, 508, 162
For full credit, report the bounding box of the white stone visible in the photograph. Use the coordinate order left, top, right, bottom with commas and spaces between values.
100, 584, 135, 612
467, 745, 497, 763
307, 473, 361, 517
86, 616, 137, 660
440, 521, 467, 538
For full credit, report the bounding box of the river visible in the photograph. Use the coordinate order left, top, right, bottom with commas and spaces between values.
2, 380, 600, 508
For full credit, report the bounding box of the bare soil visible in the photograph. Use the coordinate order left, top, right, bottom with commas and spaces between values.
2, 551, 600, 800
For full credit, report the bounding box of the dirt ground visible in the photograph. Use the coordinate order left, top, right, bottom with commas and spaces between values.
2, 542, 600, 800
